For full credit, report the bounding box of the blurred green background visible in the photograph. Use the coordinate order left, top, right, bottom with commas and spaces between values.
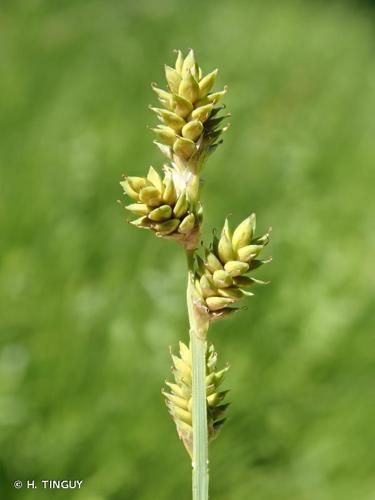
1, 0, 375, 499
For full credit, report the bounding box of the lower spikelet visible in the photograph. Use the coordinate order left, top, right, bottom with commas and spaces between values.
163, 341, 229, 457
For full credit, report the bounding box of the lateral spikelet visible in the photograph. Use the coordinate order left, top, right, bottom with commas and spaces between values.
163, 341, 229, 457
120, 165, 201, 247
195, 214, 272, 321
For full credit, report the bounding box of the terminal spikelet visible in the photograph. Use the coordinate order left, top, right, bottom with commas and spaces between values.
163, 341, 230, 457
120, 165, 201, 248
150, 49, 229, 170
195, 214, 272, 321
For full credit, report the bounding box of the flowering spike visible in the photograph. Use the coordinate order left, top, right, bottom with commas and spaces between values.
148, 50, 229, 170
119, 51, 272, 497
195, 214, 271, 320
164, 342, 230, 456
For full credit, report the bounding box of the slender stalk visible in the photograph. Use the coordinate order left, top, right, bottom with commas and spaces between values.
186, 250, 209, 500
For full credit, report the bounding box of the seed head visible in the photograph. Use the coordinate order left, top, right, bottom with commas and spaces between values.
150, 50, 229, 169
195, 215, 271, 320
163, 341, 230, 457
121, 165, 200, 248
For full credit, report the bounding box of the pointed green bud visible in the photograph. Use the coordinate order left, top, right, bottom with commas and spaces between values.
147, 166, 163, 193
172, 354, 191, 376
187, 175, 200, 202
150, 107, 185, 132
218, 287, 243, 300
165, 65, 182, 93
170, 406, 192, 426
200, 275, 218, 298
139, 186, 162, 207
173, 137, 196, 159
165, 381, 184, 397
178, 71, 200, 104
246, 245, 264, 258
205, 372, 216, 388
206, 345, 217, 370
224, 260, 249, 277
237, 244, 263, 262
207, 391, 228, 407
206, 296, 235, 311
172, 94, 193, 118
148, 204, 172, 222
120, 180, 139, 200
151, 83, 172, 108
191, 103, 214, 123
194, 277, 203, 297
199, 69, 218, 97
187, 399, 193, 414
182, 120, 203, 142
194, 96, 210, 107
212, 233, 220, 253
181, 49, 196, 76
222, 218, 232, 240
175, 50, 184, 74
151, 126, 176, 146
163, 176, 177, 205
232, 214, 256, 252
173, 192, 189, 218
179, 341, 191, 364
212, 270, 233, 288
215, 367, 229, 385
155, 218, 180, 235
129, 216, 150, 228
196, 255, 207, 274
191, 63, 201, 81
217, 233, 234, 263
163, 391, 189, 411
126, 176, 148, 193
125, 203, 150, 216
207, 86, 228, 103
205, 252, 223, 273
178, 213, 195, 234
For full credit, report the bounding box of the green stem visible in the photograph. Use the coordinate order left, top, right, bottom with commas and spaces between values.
186, 250, 209, 500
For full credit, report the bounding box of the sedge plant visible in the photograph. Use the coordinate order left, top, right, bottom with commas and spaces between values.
120, 49, 271, 500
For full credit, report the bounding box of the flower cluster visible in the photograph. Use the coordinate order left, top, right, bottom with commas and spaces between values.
120, 49, 272, 461
121, 165, 201, 244
195, 214, 271, 321
150, 49, 229, 169
163, 341, 229, 457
